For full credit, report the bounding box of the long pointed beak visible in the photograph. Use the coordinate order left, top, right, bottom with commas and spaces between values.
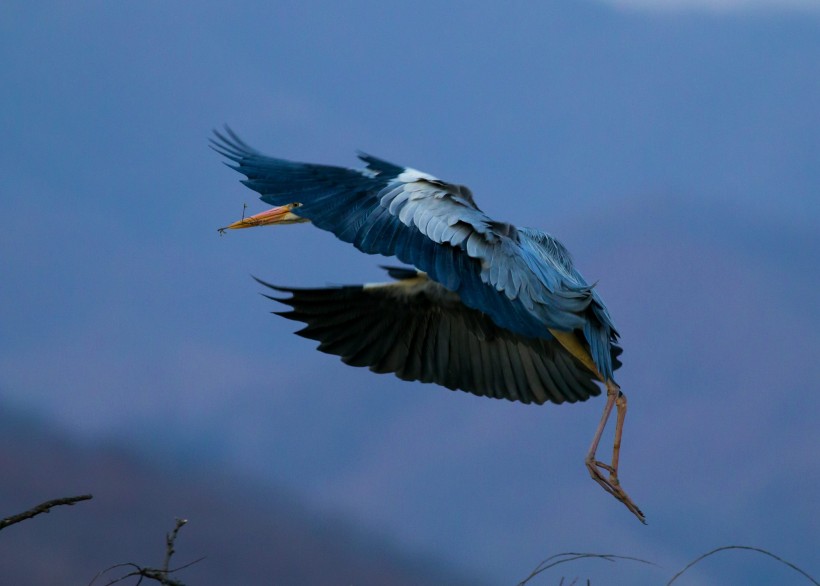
218, 203, 305, 233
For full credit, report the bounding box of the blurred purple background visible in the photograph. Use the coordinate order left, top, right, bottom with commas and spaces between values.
1, 2, 818, 584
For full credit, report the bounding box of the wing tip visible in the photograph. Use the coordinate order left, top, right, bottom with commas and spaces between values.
209, 125, 260, 161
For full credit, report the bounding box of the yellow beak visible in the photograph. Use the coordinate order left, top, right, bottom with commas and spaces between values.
218, 203, 305, 233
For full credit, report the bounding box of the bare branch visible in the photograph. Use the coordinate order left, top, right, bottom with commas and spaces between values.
516, 552, 656, 585
0, 494, 93, 532
666, 545, 819, 586
163, 519, 187, 574
518, 546, 818, 585
89, 518, 204, 586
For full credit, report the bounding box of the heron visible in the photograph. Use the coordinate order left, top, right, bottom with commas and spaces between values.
213, 128, 645, 523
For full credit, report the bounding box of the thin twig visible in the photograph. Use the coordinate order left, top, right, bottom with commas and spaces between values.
88, 563, 142, 586
519, 546, 817, 585
163, 519, 187, 573
666, 545, 819, 585
0, 494, 93, 531
218, 203, 248, 235
517, 552, 657, 585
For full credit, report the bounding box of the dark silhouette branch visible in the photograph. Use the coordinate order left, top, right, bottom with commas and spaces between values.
666, 545, 819, 586
518, 545, 818, 585
516, 552, 656, 585
0, 494, 93, 532
89, 518, 204, 586
163, 518, 187, 575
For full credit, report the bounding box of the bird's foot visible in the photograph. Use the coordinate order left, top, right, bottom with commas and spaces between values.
586, 458, 646, 524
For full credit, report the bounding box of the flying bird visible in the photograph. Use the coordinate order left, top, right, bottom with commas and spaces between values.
213, 128, 645, 523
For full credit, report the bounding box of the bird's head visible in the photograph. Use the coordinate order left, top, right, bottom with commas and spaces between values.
218, 202, 309, 233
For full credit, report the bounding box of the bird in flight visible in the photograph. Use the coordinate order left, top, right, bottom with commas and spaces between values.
213, 128, 645, 523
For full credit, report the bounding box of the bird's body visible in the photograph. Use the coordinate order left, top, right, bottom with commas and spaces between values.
214, 128, 644, 522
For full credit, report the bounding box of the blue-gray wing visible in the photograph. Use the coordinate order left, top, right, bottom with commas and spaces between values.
260, 271, 601, 405
213, 129, 620, 379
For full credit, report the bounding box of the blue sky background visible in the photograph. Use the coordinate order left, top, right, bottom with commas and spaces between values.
2, 2, 818, 584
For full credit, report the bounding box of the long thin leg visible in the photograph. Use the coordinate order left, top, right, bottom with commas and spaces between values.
586, 390, 616, 472
547, 329, 645, 522
585, 381, 646, 523
610, 387, 627, 475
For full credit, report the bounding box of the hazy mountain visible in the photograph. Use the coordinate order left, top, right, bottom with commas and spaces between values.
0, 409, 484, 586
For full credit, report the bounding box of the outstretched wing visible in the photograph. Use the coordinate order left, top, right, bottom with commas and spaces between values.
261, 269, 601, 405
213, 128, 618, 379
